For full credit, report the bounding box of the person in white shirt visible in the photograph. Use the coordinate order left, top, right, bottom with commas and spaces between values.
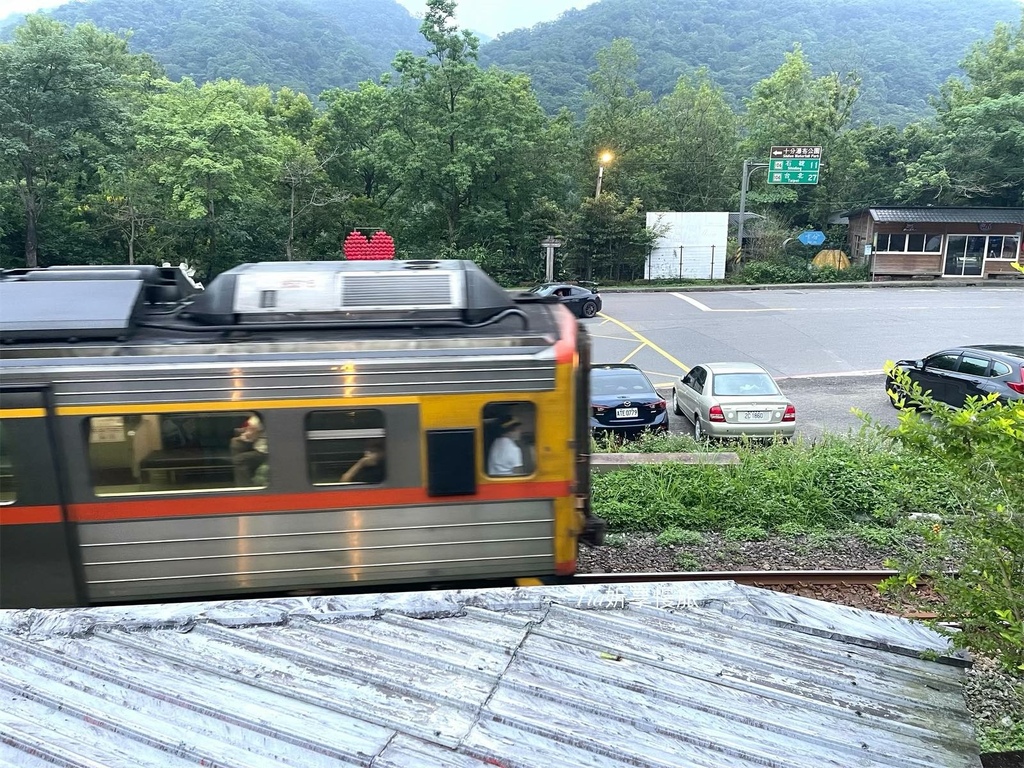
487, 417, 524, 476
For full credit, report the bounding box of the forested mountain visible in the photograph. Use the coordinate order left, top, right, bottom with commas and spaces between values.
2, 0, 1019, 119
3, 0, 426, 94
480, 0, 1023, 124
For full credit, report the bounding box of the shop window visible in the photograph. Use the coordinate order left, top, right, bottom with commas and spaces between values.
924, 235, 942, 252
483, 402, 536, 478
990, 235, 1020, 261
0, 421, 15, 504
906, 234, 926, 252
86, 412, 268, 496
307, 410, 386, 485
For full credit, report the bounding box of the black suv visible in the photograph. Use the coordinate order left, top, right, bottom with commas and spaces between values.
887, 344, 1024, 408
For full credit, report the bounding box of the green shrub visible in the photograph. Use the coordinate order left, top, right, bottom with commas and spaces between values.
875, 365, 1024, 672
591, 432, 963, 533
656, 527, 704, 546
674, 552, 703, 571
724, 524, 769, 542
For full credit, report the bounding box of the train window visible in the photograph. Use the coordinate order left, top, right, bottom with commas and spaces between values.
85, 411, 270, 495
306, 409, 386, 485
0, 421, 16, 504
483, 402, 536, 477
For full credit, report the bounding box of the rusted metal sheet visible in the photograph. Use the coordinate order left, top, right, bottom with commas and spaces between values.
0, 582, 981, 767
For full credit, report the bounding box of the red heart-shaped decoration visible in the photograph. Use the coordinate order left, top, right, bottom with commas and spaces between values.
369, 231, 395, 260
343, 231, 371, 260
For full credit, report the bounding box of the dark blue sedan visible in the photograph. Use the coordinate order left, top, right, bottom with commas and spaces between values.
590, 364, 669, 437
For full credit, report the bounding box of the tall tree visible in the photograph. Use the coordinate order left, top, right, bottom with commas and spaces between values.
133, 78, 282, 277
741, 45, 860, 225
899, 12, 1024, 206
0, 17, 128, 266
655, 69, 739, 212
581, 38, 665, 207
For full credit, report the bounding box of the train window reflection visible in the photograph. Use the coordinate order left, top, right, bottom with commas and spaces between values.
0, 421, 16, 504
307, 409, 386, 485
86, 412, 269, 496
484, 402, 536, 477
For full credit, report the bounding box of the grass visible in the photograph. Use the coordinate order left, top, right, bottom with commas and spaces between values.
655, 527, 704, 546
592, 432, 964, 535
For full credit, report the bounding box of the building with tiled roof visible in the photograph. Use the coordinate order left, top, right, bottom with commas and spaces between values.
842, 207, 1023, 279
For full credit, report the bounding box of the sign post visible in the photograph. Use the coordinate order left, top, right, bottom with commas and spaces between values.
541, 236, 563, 282
767, 146, 822, 185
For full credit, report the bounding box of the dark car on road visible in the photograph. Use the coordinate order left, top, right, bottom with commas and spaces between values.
887, 344, 1024, 409
529, 283, 602, 318
590, 364, 668, 437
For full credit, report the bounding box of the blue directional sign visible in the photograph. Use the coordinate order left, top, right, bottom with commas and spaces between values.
798, 230, 826, 246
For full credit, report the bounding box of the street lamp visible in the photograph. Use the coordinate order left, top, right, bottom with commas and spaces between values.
595, 151, 614, 198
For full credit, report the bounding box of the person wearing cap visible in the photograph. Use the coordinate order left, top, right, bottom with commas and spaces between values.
487, 417, 524, 476
231, 415, 269, 486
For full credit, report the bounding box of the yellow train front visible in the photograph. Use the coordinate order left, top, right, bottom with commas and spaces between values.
0, 260, 604, 608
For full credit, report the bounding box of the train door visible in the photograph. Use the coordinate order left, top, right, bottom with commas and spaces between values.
0, 388, 83, 608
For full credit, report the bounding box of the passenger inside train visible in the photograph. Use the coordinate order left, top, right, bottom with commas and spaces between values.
230, 415, 269, 486
340, 438, 386, 484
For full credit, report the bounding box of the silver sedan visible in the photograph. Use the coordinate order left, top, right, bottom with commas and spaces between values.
672, 362, 796, 440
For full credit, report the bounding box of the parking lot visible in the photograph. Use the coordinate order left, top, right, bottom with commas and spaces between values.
585, 285, 1024, 439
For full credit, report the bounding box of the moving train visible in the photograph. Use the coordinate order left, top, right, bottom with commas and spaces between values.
0, 260, 604, 608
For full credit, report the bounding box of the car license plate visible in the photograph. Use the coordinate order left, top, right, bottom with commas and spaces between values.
616, 408, 639, 418
739, 411, 769, 422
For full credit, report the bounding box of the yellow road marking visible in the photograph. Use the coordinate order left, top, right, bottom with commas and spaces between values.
597, 312, 690, 373
620, 343, 645, 364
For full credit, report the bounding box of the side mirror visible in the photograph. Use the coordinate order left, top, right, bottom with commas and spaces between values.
914, 360, 925, 370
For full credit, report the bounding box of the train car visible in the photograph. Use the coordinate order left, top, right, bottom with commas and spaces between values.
0, 260, 604, 608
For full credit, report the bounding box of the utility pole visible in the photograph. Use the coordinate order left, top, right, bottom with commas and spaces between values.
737, 160, 768, 260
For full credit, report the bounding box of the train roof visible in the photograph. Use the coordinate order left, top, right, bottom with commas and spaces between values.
0, 582, 979, 767
0, 261, 561, 346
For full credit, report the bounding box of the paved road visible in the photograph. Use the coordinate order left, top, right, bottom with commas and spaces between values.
585, 285, 1023, 439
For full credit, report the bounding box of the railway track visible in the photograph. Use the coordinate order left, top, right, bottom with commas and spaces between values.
571, 569, 898, 586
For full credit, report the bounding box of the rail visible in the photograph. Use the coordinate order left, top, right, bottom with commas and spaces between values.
571, 569, 898, 586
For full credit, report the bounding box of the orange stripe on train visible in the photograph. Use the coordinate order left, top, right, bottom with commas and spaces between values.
0, 505, 64, 525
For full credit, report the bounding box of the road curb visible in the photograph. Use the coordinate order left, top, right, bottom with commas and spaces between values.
595, 278, 1022, 294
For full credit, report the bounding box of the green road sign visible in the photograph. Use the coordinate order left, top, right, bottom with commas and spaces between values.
767, 146, 822, 185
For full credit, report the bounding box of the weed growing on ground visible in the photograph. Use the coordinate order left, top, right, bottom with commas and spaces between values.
725, 525, 769, 542
655, 527, 703, 547
674, 553, 703, 571
603, 533, 628, 549
591, 433, 962, 534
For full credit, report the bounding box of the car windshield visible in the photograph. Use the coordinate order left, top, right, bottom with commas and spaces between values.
713, 373, 779, 396
591, 371, 652, 396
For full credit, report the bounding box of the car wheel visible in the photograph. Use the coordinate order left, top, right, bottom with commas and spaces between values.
672, 388, 683, 415
693, 414, 704, 441
581, 300, 598, 318
885, 376, 903, 409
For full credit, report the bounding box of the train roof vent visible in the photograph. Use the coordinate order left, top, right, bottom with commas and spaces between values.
0, 279, 144, 342
185, 260, 515, 325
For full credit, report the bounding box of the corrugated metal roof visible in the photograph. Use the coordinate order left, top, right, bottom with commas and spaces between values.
0, 582, 982, 768
862, 207, 1024, 224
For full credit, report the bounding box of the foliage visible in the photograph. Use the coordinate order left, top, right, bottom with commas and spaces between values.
899, 10, 1024, 206
655, 527, 703, 547
724, 525, 769, 542
735, 260, 870, 284
591, 433, 963, 533
876, 366, 1024, 672
21, 0, 427, 96
479, 0, 1021, 125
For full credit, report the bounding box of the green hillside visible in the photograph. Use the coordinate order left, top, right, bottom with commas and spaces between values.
5, 0, 426, 94
479, 0, 1023, 124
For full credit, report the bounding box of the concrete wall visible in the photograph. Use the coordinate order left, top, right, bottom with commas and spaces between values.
645, 212, 728, 280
